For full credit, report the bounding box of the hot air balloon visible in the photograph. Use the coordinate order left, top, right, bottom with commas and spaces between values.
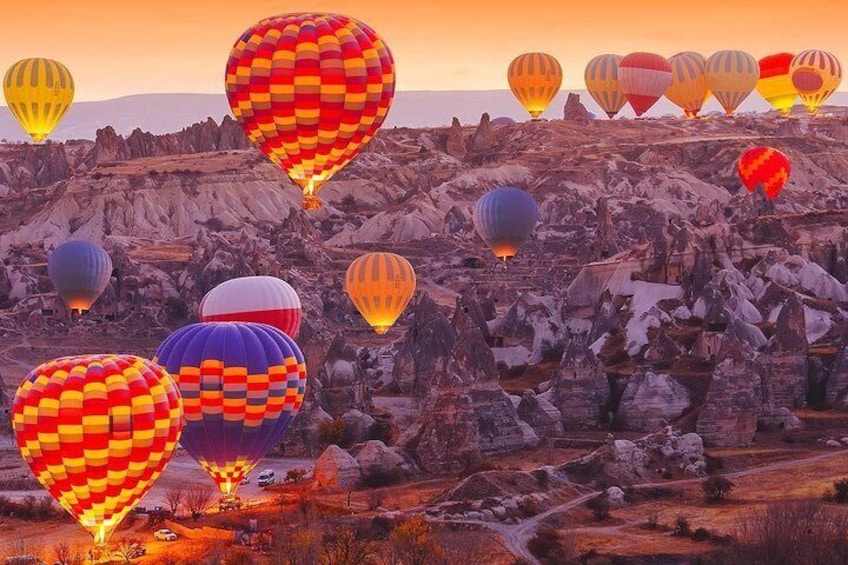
47, 241, 113, 313
225, 13, 395, 211
345, 252, 416, 335
12, 355, 182, 546
3, 58, 74, 143
738, 147, 791, 199
666, 52, 710, 119
508, 53, 563, 119
154, 322, 307, 495
473, 187, 538, 262
584, 54, 627, 119
705, 51, 759, 116
757, 53, 798, 116
200, 276, 302, 338
618, 53, 672, 117
789, 50, 843, 115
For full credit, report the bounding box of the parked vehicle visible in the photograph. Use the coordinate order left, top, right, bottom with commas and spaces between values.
240, 475, 250, 485
257, 469, 275, 487
219, 494, 243, 511
133, 506, 148, 514
154, 529, 178, 542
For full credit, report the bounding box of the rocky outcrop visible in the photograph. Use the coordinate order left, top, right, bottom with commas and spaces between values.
760, 296, 808, 424
490, 293, 562, 364
588, 197, 620, 261
828, 338, 848, 405
563, 93, 592, 124
517, 390, 563, 438
644, 328, 683, 363
316, 336, 371, 417
392, 295, 456, 395
616, 369, 691, 430
550, 337, 610, 429
446, 117, 467, 160
351, 440, 412, 477
468, 113, 495, 154
312, 445, 361, 491
696, 328, 762, 446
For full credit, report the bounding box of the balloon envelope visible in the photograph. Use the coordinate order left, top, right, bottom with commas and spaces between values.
154, 322, 307, 495
200, 276, 302, 338
47, 241, 113, 312
508, 53, 563, 119
618, 53, 672, 117
345, 252, 416, 335
473, 187, 538, 261
585, 54, 627, 119
705, 51, 759, 115
12, 355, 182, 546
666, 52, 710, 118
3, 58, 74, 143
738, 146, 791, 200
226, 13, 395, 210
790, 50, 842, 114
757, 53, 798, 116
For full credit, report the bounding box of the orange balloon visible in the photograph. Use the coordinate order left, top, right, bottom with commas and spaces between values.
345, 252, 416, 334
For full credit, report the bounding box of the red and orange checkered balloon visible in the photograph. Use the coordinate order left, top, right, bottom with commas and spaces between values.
738, 147, 791, 200
12, 355, 183, 546
225, 13, 396, 210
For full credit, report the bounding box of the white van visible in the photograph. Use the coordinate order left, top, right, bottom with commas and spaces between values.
257, 469, 275, 487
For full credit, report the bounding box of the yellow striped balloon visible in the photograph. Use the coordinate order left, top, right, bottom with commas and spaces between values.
584, 54, 627, 119
3, 58, 74, 143
508, 53, 563, 119
789, 50, 843, 115
345, 252, 416, 335
666, 52, 710, 119
705, 51, 759, 116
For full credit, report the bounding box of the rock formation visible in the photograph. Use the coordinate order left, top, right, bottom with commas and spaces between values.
549, 337, 610, 429
616, 369, 691, 430
759, 296, 808, 426
446, 117, 467, 160
563, 93, 592, 124
313, 445, 362, 491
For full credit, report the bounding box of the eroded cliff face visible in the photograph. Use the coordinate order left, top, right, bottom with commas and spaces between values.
2, 110, 848, 455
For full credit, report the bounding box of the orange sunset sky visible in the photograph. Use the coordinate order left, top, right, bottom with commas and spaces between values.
1, 0, 846, 101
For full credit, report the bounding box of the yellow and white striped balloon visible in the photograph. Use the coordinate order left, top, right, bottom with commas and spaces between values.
345, 252, 416, 335
666, 52, 710, 118
705, 51, 759, 116
585, 54, 627, 119
3, 58, 74, 143
508, 53, 563, 120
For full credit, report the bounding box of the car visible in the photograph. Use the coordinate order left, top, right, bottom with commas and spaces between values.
133, 506, 148, 514
219, 494, 243, 511
240, 475, 250, 485
154, 529, 178, 542
257, 469, 276, 487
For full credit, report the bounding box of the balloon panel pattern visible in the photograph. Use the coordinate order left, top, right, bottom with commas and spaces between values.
473, 187, 539, 261
584, 54, 626, 119
705, 51, 759, 115
3, 58, 74, 143
345, 252, 416, 335
790, 50, 842, 114
154, 323, 307, 494
738, 147, 791, 200
618, 53, 672, 117
47, 240, 113, 312
226, 13, 395, 209
508, 53, 563, 119
757, 53, 798, 116
666, 52, 709, 118
12, 355, 182, 545
200, 276, 303, 338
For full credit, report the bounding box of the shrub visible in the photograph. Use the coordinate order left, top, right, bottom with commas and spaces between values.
318, 419, 350, 447
673, 516, 691, 537
587, 495, 611, 521
702, 475, 735, 503
285, 468, 308, 483
527, 528, 576, 564
386, 516, 445, 565
692, 527, 711, 541
645, 512, 659, 530
832, 478, 848, 503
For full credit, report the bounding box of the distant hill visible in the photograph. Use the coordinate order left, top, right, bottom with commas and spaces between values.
1, 90, 847, 142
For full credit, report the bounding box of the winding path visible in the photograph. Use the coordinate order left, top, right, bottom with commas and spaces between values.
438, 450, 848, 564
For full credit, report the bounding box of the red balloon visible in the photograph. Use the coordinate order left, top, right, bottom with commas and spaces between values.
618, 53, 673, 117
738, 147, 791, 199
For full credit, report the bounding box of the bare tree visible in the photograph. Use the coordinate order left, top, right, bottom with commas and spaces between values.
321, 526, 378, 565
164, 487, 184, 516
184, 487, 215, 521
52, 541, 84, 565
111, 536, 143, 564
268, 526, 319, 565
384, 516, 445, 565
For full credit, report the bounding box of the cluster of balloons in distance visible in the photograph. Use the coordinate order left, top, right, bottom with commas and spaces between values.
585, 49, 842, 119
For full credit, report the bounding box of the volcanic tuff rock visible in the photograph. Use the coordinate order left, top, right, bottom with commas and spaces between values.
563, 93, 592, 125
517, 389, 564, 438
312, 445, 362, 491
392, 294, 457, 395
550, 337, 610, 429
696, 327, 762, 446
759, 296, 809, 425
468, 113, 495, 154
490, 293, 563, 364
616, 369, 691, 431
316, 336, 372, 417
350, 440, 412, 477
446, 117, 467, 160
279, 401, 333, 458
